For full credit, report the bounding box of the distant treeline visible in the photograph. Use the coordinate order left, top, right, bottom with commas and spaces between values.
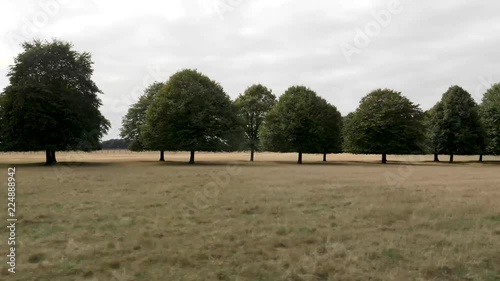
100, 139, 129, 150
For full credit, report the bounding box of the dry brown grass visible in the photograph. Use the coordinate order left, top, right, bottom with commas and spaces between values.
1, 151, 500, 281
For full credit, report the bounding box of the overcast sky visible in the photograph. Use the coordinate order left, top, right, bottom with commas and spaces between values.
1, 0, 499, 139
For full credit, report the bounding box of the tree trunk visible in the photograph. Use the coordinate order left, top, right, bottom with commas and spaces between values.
382, 153, 387, 164
449, 154, 454, 163
298, 152, 302, 164
479, 154, 483, 162
189, 150, 195, 164
250, 145, 255, 162
159, 150, 165, 162
434, 154, 439, 162
323, 153, 327, 162
51, 150, 57, 164
45, 150, 53, 165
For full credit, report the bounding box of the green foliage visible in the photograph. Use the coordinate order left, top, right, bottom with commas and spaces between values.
101, 139, 129, 150
141, 92, 171, 152
480, 83, 500, 155
341, 113, 354, 152
343, 89, 425, 155
120, 82, 164, 151
318, 101, 343, 154
423, 103, 440, 154
142, 69, 239, 153
0, 39, 109, 154
235, 84, 276, 153
428, 86, 485, 155
260, 86, 342, 154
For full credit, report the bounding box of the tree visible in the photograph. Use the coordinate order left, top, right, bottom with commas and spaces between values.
260, 86, 342, 164
428, 86, 485, 162
141, 97, 171, 161
480, 83, 500, 157
120, 82, 165, 160
318, 102, 343, 161
343, 89, 425, 164
0, 40, 109, 165
424, 104, 442, 162
235, 84, 276, 161
142, 69, 238, 164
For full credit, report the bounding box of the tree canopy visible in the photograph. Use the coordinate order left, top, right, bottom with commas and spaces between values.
480, 83, 500, 156
142, 69, 239, 164
120, 82, 164, 152
234, 84, 276, 161
260, 86, 342, 163
423, 104, 442, 161
343, 89, 425, 163
427, 86, 485, 162
0, 39, 109, 165
317, 101, 343, 161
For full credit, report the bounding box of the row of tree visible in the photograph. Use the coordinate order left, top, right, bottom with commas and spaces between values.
1, 40, 499, 165
121, 69, 500, 164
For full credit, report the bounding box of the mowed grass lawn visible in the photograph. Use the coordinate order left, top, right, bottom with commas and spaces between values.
1, 152, 500, 281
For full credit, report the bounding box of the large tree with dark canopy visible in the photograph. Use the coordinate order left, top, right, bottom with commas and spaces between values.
142, 69, 239, 164
480, 83, 500, 157
260, 86, 342, 164
120, 82, 165, 160
234, 84, 276, 161
428, 86, 485, 162
0, 40, 109, 165
343, 89, 425, 164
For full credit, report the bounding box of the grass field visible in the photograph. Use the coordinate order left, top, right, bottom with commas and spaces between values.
1, 151, 500, 281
